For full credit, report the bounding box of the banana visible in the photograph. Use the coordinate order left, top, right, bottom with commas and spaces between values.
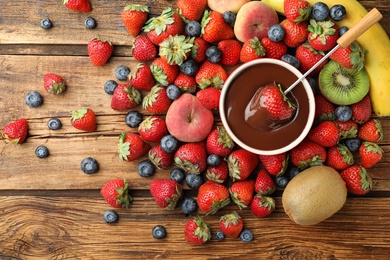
262, 0, 390, 117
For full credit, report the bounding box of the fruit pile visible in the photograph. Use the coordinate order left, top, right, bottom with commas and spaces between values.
0, 0, 386, 244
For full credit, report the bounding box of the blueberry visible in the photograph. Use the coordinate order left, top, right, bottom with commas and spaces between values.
285, 164, 301, 180
215, 230, 225, 241
166, 84, 182, 101
344, 138, 362, 153
103, 210, 119, 223
185, 173, 203, 189
80, 157, 99, 174
35, 145, 49, 158
185, 21, 201, 37
84, 17, 97, 29
223, 11, 236, 27
40, 18, 53, 29
306, 76, 319, 95
170, 168, 185, 183
180, 59, 199, 77
47, 118, 62, 130
104, 80, 118, 95
267, 24, 285, 42
152, 225, 167, 239
206, 46, 222, 64
160, 135, 179, 153
274, 175, 289, 188
207, 154, 221, 167
339, 26, 349, 36
25, 91, 43, 108
115, 65, 130, 81
239, 228, 254, 242
125, 110, 142, 128
329, 4, 346, 22
137, 159, 155, 177
180, 197, 198, 215
335, 105, 352, 122
281, 54, 300, 69
311, 2, 329, 21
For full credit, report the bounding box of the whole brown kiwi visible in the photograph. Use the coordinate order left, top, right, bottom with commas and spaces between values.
282, 165, 347, 225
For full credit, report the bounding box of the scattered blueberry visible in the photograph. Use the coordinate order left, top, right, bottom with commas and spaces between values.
104, 80, 118, 95
311, 2, 330, 21
206, 46, 222, 64
335, 105, 352, 122
180, 197, 198, 215
160, 135, 179, 153
125, 110, 143, 128
285, 164, 301, 180
166, 84, 182, 101
281, 54, 300, 69
180, 59, 199, 77
40, 18, 53, 30
274, 175, 289, 188
329, 4, 346, 22
185, 173, 203, 189
84, 17, 97, 29
47, 118, 62, 130
25, 91, 43, 108
267, 24, 285, 42
239, 228, 254, 242
207, 154, 221, 167
215, 230, 225, 241
80, 157, 99, 174
339, 26, 349, 36
35, 145, 49, 158
306, 76, 319, 95
185, 20, 201, 37
137, 159, 155, 177
103, 210, 119, 223
223, 11, 236, 27
344, 138, 362, 153
152, 225, 167, 239
114, 65, 130, 81
170, 168, 185, 183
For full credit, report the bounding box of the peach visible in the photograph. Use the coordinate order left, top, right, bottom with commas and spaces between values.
166, 93, 214, 142
207, 0, 250, 14
234, 1, 279, 42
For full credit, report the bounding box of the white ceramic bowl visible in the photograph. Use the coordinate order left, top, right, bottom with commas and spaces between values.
219, 58, 316, 155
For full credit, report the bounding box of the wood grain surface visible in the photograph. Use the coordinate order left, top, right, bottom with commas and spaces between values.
0, 0, 389, 259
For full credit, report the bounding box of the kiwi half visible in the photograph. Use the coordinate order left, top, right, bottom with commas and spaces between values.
319, 60, 369, 105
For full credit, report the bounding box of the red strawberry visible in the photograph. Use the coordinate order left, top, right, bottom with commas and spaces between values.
122, 4, 149, 37
117, 132, 150, 162
206, 160, 229, 183
142, 85, 172, 114
307, 120, 340, 147
351, 95, 372, 124
70, 107, 96, 132
255, 169, 276, 195
138, 116, 168, 143
359, 141, 384, 168
206, 126, 235, 156
290, 138, 327, 169
159, 35, 194, 66
314, 94, 335, 121
240, 37, 266, 63
87, 38, 113, 66
100, 179, 132, 208
229, 180, 255, 209
111, 84, 141, 111
197, 180, 230, 215
308, 20, 339, 51
336, 120, 358, 140
43, 73, 66, 95
259, 152, 288, 176
1, 118, 28, 144
219, 212, 244, 239
143, 7, 184, 45
150, 57, 179, 86
191, 37, 209, 63
251, 195, 275, 218
280, 19, 309, 48
176, 0, 207, 21
150, 179, 182, 210
195, 61, 227, 89
200, 10, 234, 43
128, 63, 155, 91
184, 217, 211, 245
358, 119, 383, 143
261, 37, 288, 59
174, 73, 197, 93
148, 145, 174, 170
132, 35, 158, 62
284, 0, 311, 23
196, 87, 221, 110
63, 0, 91, 13
340, 165, 372, 195
218, 39, 241, 66
330, 41, 367, 71
174, 142, 207, 174
227, 149, 259, 181
326, 144, 354, 171
295, 43, 328, 76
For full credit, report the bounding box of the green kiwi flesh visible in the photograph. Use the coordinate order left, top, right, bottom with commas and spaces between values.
319, 60, 369, 105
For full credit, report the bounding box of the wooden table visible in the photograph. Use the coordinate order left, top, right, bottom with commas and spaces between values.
1, 0, 389, 258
